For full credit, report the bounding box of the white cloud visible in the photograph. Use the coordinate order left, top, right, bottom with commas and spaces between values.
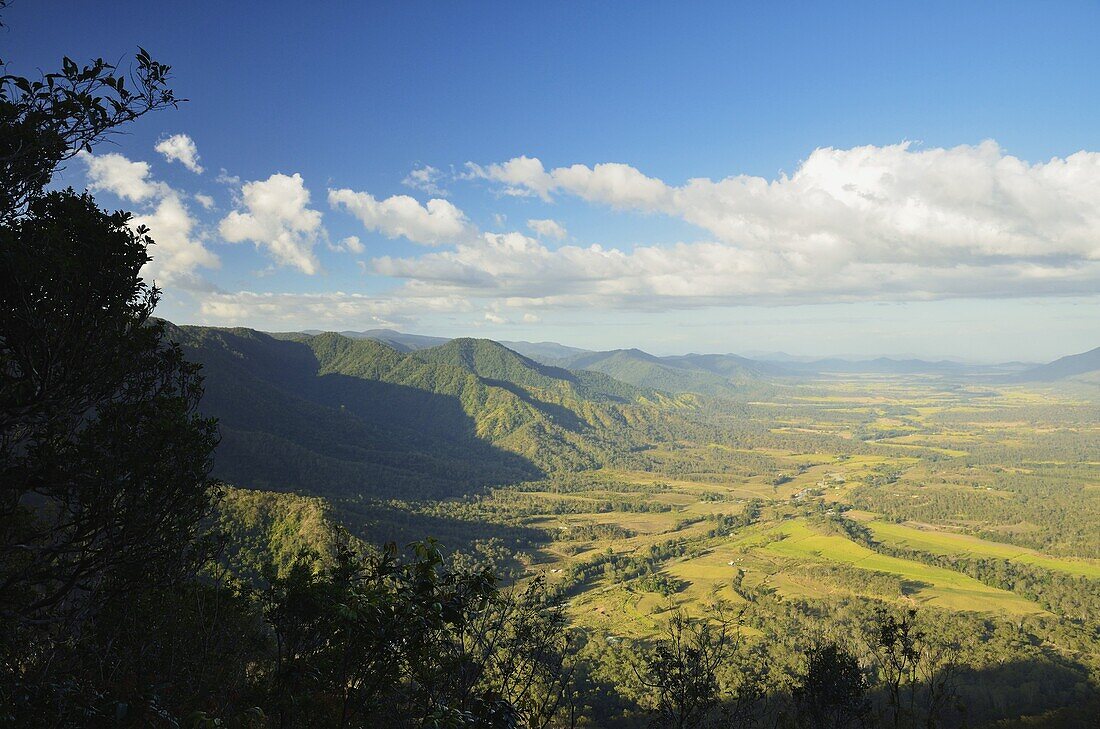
215, 169, 240, 186
434, 142, 1100, 307
80, 151, 163, 202
134, 192, 219, 286
465, 156, 553, 199
472, 143, 1100, 264
402, 164, 449, 196
329, 235, 364, 254
80, 140, 1100, 331
219, 173, 324, 274
197, 290, 472, 329
155, 133, 204, 173
372, 229, 1100, 311
329, 187, 474, 246
527, 218, 568, 240
468, 156, 668, 207
79, 151, 218, 287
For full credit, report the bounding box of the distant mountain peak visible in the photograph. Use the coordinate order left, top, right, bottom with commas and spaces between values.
1015, 345, 1100, 382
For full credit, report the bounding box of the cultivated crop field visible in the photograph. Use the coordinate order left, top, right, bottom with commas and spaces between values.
362, 375, 1100, 644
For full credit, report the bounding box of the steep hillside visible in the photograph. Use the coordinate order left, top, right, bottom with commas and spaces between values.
664, 352, 789, 377
558, 348, 752, 395
172, 326, 691, 500
175, 325, 529, 498
298, 328, 451, 351
418, 338, 646, 402
500, 339, 593, 362
418, 337, 584, 391
215, 487, 346, 581
1015, 346, 1100, 382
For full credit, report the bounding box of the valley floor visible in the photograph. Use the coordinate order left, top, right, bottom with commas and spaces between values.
227, 371, 1100, 726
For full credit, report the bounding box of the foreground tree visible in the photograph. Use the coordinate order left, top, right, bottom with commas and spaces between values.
864, 608, 961, 729
638, 607, 739, 729
256, 538, 575, 728
0, 27, 220, 724
790, 642, 870, 729
0, 40, 178, 222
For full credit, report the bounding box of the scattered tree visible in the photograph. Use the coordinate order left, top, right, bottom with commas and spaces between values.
864, 608, 961, 729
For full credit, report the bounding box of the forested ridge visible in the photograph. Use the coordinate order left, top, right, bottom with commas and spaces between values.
547, 348, 762, 397
174, 325, 704, 501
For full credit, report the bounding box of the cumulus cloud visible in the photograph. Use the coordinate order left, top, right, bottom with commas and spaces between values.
220, 173, 324, 274
424, 142, 1100, 307
472, 143, 1100, 264
155, 133, 204, 173
372, 223, 1100, 311
402, 164, 449, 196
79, 151, 218, 287
80, 151, 163, 202
134, 192, 220, 286
329, 235, 365, 254
468, 156, 668, 207
194, 193, 215, 210
215, 169, 240, 186
329, 187, 474, 246
527, 218, 568, 240
80, 140, 1100, 325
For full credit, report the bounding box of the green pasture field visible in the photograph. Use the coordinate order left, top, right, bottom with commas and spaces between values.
379, 375, 1099, 642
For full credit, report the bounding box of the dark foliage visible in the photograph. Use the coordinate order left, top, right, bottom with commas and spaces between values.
0, 31, 219, 725
791, 643, 870, 728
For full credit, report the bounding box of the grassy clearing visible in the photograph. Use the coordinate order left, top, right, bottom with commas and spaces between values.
864, 519, 1100, 578
752, 520, 1044, 615
420, 376, 1097, 638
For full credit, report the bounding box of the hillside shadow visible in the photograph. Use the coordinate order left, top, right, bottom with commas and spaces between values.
482, 377, 587, 431
334, 498, 548, 565
185, 333, 542, 499
858, 658, 1100, 728
900, 579, 930, 595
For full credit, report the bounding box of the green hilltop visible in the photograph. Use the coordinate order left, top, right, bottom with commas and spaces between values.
555, 348, 761, 396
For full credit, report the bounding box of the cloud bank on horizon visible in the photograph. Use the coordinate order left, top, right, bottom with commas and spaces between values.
78, 136, 1100, 331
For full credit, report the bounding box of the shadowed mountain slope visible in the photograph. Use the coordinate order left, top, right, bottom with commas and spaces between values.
171, 326, 696, 500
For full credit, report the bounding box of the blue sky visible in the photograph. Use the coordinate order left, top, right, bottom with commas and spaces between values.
7, 1, 1100, 360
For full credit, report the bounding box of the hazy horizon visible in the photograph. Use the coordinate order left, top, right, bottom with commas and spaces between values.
185, 318, 1087, 365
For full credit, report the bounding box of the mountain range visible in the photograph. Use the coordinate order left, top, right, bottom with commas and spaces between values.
1013, 345, 1100, 382
172, 325, 698, 501
329, 329, 1095, 382
171, 323, 1099, 503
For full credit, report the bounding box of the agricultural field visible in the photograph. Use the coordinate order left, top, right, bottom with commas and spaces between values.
359, 375, 1100, 640
297, 372, 1100, 726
